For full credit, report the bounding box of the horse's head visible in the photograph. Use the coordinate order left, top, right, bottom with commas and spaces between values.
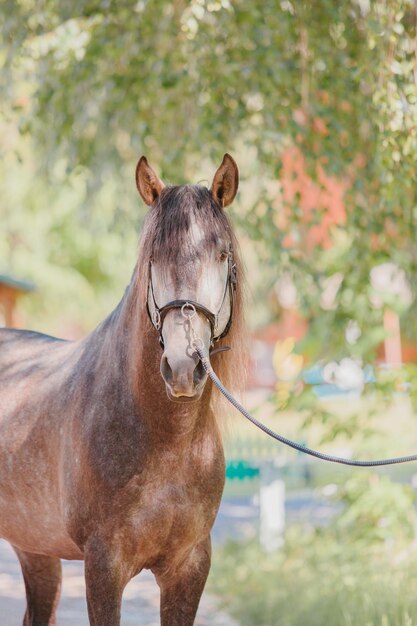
136, 154, 239, 402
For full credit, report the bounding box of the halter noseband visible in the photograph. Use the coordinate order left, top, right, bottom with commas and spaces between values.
146, 248, 237, 348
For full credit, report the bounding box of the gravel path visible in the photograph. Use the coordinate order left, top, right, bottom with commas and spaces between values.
0, 540, 237, 626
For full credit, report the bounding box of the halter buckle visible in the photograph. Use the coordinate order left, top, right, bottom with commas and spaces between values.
152, 309, 161, 330
231, 263, 238, 288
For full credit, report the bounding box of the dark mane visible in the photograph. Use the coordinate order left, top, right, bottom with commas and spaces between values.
135, 183, 247, 413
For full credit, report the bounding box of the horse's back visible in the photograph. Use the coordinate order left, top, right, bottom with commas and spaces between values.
0, 326, 71, 380
0, 327, 74, 421
0, 326, 68, 358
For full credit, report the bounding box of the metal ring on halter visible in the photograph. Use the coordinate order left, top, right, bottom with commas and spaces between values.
181, 302, 196, 320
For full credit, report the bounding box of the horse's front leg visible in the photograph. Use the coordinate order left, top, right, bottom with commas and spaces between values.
154, 537, 212, 626
84, 535, 133, 626
14, 547, 62, 626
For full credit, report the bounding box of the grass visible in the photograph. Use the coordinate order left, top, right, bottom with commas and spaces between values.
215, 393, 417, 625
209, 529, 417, 626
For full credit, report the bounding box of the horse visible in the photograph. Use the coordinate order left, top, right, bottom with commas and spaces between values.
0, 154, 246, 626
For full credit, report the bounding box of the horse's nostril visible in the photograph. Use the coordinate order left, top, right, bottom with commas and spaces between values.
161, 355, 174, 385
193, 359, 205, 385
161, 353, 206, 396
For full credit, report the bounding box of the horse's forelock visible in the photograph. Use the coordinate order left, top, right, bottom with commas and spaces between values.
151, 185, 230, 263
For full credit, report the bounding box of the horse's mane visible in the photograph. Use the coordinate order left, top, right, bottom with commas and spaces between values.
135, 184, 247, 416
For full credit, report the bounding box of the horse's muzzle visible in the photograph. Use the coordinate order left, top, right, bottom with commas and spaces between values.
160, 353, 207, 401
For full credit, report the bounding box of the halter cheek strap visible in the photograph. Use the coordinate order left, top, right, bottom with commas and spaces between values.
146, 251, 237, 348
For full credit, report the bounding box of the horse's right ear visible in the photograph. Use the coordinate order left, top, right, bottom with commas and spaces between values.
211, 153, 239, 208
135, 156, 165, 206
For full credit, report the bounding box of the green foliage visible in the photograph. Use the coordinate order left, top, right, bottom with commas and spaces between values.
1, 1, 371, 176
335, 473, 417, 544
0, 144, 140, 333
210, 474, 417, 626
0, 1, 416, 346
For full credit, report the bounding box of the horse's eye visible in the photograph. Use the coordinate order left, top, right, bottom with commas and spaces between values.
219, 250, 229, 263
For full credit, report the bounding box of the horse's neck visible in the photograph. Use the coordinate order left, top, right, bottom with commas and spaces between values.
99, 281, 214, 438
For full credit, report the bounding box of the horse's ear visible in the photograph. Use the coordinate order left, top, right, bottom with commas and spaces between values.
210, 153, 239, 208
135, 156, 165, 206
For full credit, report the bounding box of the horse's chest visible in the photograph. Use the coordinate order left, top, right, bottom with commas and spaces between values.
126, 457, 224, 565
141, 485, 211, 540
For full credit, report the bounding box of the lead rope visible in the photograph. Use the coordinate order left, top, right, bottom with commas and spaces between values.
182, 305, 417, 468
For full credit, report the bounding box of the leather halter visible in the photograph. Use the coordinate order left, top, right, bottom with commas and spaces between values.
146, 248, 237, 348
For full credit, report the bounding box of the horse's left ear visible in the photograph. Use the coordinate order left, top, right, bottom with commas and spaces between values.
211, 153, 239, 208
135, 156, 165, 206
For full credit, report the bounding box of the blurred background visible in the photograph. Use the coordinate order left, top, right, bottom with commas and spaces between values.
1, 1, 417, 624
